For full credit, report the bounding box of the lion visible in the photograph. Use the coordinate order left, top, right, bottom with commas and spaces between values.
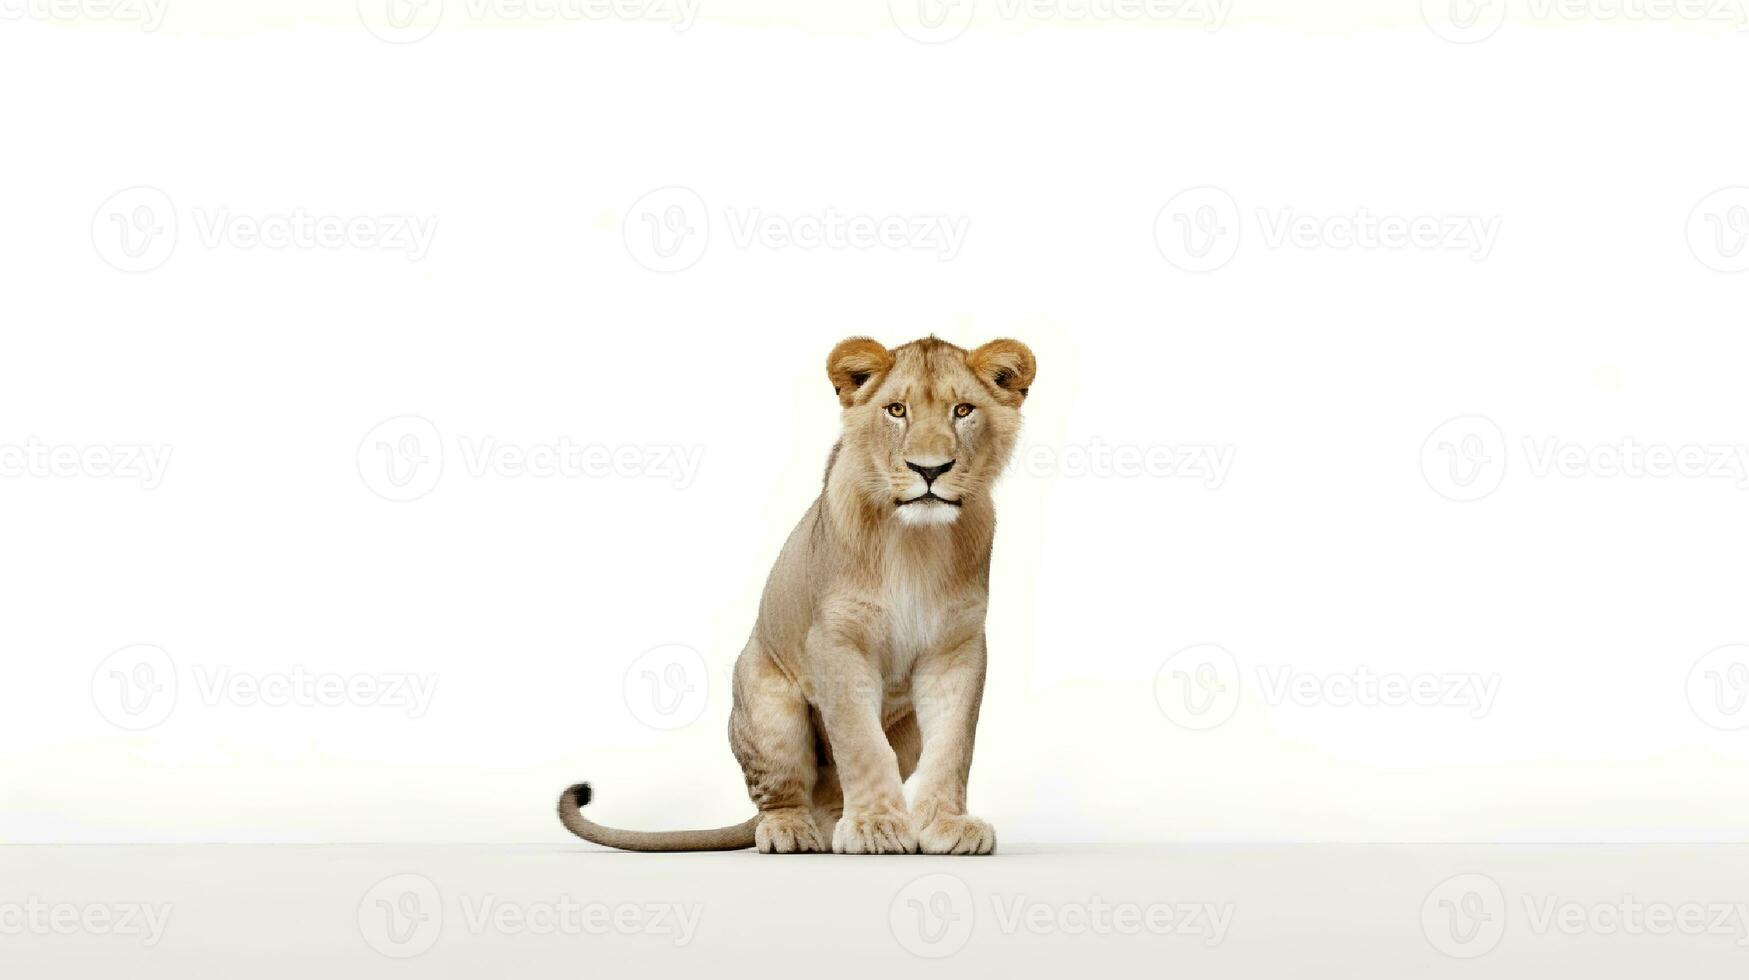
557, 335, 1035, 854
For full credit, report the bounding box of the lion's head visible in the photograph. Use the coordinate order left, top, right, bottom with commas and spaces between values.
825, 335, 1036, 527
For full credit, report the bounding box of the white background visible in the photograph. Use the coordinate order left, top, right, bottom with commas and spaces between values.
4, 0, 1749, 844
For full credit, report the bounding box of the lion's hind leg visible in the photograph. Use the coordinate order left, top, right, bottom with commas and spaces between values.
730, 650, 829, 854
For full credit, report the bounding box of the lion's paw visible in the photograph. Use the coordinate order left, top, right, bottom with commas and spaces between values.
832, 807, 917, 855
756, 809, 827, 854
917, 813, 996, 855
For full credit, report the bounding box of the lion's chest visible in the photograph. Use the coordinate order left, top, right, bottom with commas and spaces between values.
875, 565, 962, 689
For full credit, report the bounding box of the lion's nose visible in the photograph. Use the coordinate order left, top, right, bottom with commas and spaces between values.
905, 460, 954, 485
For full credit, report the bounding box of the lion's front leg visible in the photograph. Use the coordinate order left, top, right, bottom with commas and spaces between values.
807, 628, 916, 855
910, 634, 996, 855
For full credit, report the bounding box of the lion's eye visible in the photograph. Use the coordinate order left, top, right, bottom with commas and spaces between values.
954, 403, 974, 418
886, 403, 907, 419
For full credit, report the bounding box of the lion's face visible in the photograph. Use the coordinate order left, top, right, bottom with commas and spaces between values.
826, 336, 1035, 526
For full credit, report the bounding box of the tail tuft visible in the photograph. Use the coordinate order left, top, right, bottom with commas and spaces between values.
566, 782, 593, 807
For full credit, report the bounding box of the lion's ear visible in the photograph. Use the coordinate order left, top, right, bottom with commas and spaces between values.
826, 337, 893, 407
967, 339, 1036, 402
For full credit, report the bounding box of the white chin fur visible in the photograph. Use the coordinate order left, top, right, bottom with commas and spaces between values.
895, 501, 961, 526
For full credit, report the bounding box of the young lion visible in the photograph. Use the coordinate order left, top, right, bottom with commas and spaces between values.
558, 335, 1035, 855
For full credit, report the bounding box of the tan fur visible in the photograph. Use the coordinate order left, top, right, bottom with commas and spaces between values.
558, 336, 1034, 855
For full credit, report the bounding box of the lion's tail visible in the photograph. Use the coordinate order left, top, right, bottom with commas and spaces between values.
556, 783, 759, 852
